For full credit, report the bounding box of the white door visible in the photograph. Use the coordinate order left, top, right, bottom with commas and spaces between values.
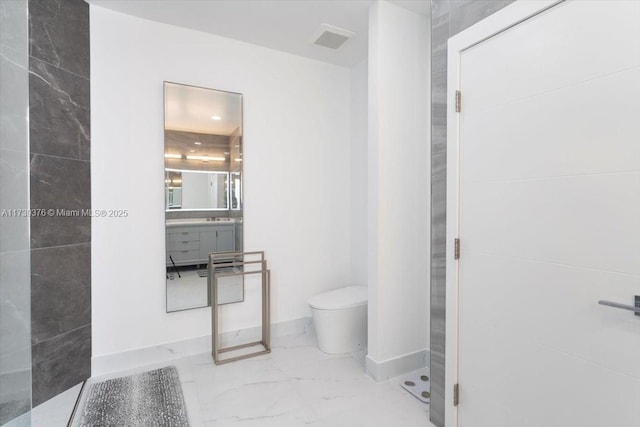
455, 1, 640, 426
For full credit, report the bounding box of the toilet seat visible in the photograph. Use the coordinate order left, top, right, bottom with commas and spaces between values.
308, 286, 367, 310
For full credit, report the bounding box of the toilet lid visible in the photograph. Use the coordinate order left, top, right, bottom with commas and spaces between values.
308, 286, 368, 310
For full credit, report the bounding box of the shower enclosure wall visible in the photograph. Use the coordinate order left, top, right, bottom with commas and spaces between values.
2, 0, 91, 423
0, 0, 32, 425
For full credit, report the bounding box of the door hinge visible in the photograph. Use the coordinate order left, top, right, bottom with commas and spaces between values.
453, 383, 459, 406
455, 90, 462, 112
454, 238, 460, 260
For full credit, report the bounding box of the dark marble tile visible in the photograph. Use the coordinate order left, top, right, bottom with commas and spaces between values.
29, 57, 90, 161
432, 126, 447, 155
430, 264, 447, 427
450, 0, 515, 35
431, 252, 447, 287
431, 256, 446, 279
430, 7, 456, 425
431, 13, 450, 75
430, 320, 446, 356
432, 102, 447, 131
430, 137, 448, 427
431, 150, 447, 179
432, 127, 447, 157
431, 220, 447, 248
432, 172, 447, 194
29, 0, 89, 79
429, 349, 446, 427
31, 243, 90, 344
432, 49, 448, 79
431, 0, 450, 18
30, 154, 90, 248
431, 291, 447, 315
431, 286, 446, 341
431, 168, 447, 215
431, 70, 448, 106
31, 324, 90, 406
430, 249, 447, 272
431, 250, 447, 269
432, 197, 446, 220
430, 282, 446, 419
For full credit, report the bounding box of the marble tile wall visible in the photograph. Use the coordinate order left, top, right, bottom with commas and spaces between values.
429, 1, 514, 426
0, 0, 32, 424
28, 0, 91, 406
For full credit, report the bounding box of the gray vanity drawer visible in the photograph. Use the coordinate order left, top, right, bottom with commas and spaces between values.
167, 231, 199, 242
167, 240, 200, 251
167, 250, 201, 263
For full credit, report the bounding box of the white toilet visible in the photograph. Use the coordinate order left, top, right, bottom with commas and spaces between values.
308, 286, 368, 354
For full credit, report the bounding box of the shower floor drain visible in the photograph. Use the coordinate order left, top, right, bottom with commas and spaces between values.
400, 369, 430, 403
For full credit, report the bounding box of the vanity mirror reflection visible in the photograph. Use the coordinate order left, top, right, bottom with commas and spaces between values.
164, 82, 243, 312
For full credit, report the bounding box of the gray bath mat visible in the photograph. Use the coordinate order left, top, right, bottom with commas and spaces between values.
400, 369, 430, 403
79, 366, 189, 426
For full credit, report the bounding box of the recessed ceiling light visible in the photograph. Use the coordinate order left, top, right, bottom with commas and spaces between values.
194, 141, 202, 145
224, 152, 230, 155
190, 149, 196, 152
211, 115, 222, 121
164, 154, 182, 159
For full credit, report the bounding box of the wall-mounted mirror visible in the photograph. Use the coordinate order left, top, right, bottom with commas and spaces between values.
164, 82, 243, 312
165, 170, 229, 210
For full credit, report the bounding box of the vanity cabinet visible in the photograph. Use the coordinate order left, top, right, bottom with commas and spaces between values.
166, 223, 235, 266
200, 229, 234, 254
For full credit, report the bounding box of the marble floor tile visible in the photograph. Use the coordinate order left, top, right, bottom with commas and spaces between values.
41, 330, 433, 427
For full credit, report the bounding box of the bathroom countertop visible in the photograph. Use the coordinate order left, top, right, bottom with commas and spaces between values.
166, 218, 237, 226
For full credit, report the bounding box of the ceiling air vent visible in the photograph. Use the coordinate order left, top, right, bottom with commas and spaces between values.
312, 24, 355, 50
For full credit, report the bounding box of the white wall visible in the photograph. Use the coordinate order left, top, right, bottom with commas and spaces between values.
350, 59, 368, 285
91, 7, 352, 357
367, 0, 430, 375
181, 172, 209, 208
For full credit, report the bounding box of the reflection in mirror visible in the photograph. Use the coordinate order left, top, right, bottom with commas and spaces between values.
165, 170, 229, 210
230, 172, 242, 210
164, 82, 243, 312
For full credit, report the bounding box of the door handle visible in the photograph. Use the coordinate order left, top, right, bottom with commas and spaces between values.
598, 297, 640, 316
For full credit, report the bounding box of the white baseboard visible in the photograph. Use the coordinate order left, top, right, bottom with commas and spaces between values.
366, 348, 430, 381
92, 317, 312, 377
